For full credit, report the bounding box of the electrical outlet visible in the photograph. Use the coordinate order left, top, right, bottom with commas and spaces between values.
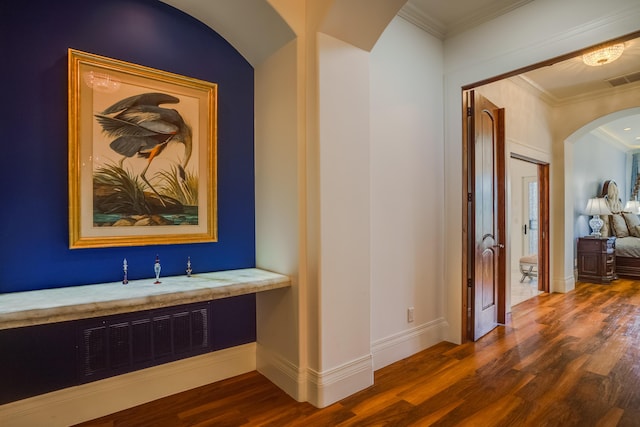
407, 307, 414, 323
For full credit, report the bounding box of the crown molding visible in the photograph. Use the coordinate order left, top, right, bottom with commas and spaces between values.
592, 127, 640, 152
397, 2, 446, 39
398, 0, 534, 40
511, 74, 557, 104
445, 0, 535, 38
512, 74, 640, 108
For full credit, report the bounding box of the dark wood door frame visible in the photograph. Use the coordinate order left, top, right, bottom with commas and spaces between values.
511, 153, 550, 294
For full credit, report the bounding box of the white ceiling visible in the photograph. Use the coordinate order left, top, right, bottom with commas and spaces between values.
402, 0, 640, 150
517, 37, 640, 150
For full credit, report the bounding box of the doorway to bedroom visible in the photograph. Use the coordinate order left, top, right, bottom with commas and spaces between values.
461, 31, 638, 342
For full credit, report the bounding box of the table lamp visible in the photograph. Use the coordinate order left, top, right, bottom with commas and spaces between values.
624, 199, 640, 214
585, 197, 612, 236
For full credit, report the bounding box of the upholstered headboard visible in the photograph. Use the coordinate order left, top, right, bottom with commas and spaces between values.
601, 179, 623, 213
600, 180, 640, 238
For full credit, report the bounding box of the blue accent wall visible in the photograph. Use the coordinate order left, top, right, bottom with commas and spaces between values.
0, 0, 255, 293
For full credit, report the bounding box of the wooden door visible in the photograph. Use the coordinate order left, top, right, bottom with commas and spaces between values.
466, 91, 506, 341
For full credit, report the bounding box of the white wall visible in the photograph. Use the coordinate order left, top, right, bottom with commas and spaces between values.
313, 32, 373, 406
255, 38, 303, 398
572, 134, 627, 239
369, 16, 446, 370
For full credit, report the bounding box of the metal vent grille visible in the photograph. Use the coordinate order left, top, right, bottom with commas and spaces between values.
174, 312, 191, 354
153, 315, 172, 357
78, 302, 210, 382
192, 308, 208, 348
109, 322, 130, 368
607, 71, 640, 87
83, 326, 107, 377
132, 319, 152, 364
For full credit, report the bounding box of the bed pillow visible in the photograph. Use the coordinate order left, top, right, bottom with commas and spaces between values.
611, 213, 630, 238
624, 213, 640, 237
601, 216, 610, 237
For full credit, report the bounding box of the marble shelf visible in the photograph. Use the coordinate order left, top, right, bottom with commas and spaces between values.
0, 268, 290, 330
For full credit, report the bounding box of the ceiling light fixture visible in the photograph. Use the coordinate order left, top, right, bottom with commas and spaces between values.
582, 43, 625, 66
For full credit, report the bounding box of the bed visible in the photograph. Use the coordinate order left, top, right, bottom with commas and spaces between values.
600, 180, 640, 278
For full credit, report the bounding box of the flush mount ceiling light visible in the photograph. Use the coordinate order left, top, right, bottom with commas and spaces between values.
582, 43, 625, 66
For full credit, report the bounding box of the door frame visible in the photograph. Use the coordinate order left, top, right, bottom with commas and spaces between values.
511, 153, 550, 294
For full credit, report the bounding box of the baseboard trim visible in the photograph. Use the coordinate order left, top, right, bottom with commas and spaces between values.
0, 343, 256, 427
256, 343, 306, 402
306, 354, 374, 408
553, 274, 575, 293
371, 317, 448, 370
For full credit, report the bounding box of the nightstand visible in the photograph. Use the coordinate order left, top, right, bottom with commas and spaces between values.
577, 236, 616, 284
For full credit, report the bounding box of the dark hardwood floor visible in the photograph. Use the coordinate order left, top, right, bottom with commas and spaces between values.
75, 279, 640, 427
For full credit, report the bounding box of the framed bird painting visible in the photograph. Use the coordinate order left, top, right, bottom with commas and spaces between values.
68, 48, 217, 248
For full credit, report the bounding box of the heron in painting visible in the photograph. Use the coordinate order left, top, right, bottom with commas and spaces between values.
95, 92, 192, 206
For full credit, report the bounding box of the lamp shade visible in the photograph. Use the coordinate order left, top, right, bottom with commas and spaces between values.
624, 200, 640, 214
584, 198, 612, 216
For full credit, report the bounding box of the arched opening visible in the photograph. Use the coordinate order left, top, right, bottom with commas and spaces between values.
565, 107, 640, 283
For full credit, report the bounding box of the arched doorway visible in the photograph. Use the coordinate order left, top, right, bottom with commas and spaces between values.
564, 107, 640, 286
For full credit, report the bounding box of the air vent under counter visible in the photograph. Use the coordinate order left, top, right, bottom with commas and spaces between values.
78, 302, 210, 382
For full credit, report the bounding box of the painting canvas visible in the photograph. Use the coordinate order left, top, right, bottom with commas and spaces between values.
68, 49, 217, 248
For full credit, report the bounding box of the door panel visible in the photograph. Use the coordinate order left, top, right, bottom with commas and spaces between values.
481, 246, 496, 309
468, 91, 505, 341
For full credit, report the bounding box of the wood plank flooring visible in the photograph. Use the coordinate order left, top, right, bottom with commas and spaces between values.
74, 279, 640, 427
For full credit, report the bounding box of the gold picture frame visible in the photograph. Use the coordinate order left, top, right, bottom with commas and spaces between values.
68, 49, 217, 248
